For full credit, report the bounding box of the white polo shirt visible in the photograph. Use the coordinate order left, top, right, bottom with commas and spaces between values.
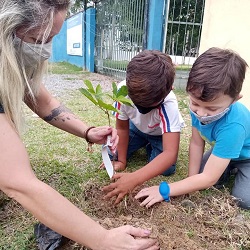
114, 80, 184, 136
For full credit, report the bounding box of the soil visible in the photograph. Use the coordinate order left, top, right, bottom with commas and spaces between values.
49, 73, 250, 250
60, 182, 250, 250
1, 72, 249, 250
44, 72, 117, 96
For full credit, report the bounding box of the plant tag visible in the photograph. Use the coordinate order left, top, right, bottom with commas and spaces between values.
101, 135, 114, 179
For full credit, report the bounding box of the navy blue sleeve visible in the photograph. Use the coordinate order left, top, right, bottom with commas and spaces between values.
0, 103, 4, 113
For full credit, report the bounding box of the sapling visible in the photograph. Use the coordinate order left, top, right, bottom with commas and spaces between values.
79, 79, 133, 126
79, 80, 133, 178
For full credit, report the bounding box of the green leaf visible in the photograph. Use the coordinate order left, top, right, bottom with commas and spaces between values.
95, 93, 104, 104
84, 80, 95, 93
106, 93, 116, 100
116, 96, 134, 106
117, 85, 128, 97
112, 82, 118, 96
97, 99, 118, 112
95, 84, 102, 95
113, 108, 121, 114
94, 84, 104, 101
79, 88, 98, 105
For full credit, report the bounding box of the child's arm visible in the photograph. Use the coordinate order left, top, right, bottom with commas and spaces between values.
135, 154, 230, 208
103, 131, 180, 204
113, 119, 129, 171
188, 127, 205, 176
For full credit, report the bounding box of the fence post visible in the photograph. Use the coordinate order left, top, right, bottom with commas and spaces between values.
85, 7, 96, 72
146, 0, 165, 50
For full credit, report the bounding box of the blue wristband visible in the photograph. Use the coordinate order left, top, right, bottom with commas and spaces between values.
159, 181, 170, 202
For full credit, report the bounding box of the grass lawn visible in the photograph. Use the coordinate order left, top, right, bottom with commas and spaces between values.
0, 62, 249, 249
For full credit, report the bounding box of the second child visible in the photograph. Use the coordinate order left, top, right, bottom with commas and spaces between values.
103, 50, 184, 204
135, 47, 250, 210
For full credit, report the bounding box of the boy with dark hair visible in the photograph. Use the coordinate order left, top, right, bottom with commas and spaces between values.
135, 47, 250, 210
103, 50, 184, 204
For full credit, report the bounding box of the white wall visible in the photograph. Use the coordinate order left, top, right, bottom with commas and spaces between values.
199, 0, 250, 109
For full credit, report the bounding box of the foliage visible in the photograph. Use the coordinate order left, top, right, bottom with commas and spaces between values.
95, 0, 204, 59
95, 0, 145, 59
165, 0, 205, 57
79, 80, 133, 126
71, 0, 204, 62
96, 0, 145, 43
69, 0, 89, 15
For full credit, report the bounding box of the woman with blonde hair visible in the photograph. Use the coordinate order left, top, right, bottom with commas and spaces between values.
0, 0, 159, 249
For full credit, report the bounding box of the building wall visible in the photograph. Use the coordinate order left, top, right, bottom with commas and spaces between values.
51, 8, 95, 72
199, 0, 250, 109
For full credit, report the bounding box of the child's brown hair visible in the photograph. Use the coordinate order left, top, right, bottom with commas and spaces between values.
186, 47, 248, 101
126, 50, 175, 107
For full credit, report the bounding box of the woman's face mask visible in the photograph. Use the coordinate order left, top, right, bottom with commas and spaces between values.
14, 36, 52, 67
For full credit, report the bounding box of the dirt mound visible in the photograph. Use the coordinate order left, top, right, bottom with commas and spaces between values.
61, 182, 250, 249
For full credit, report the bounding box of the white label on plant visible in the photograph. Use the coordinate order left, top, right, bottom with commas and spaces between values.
101, 135, 114, 178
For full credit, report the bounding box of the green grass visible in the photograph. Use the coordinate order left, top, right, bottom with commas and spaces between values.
175, 64, 192, 71
0, 80, 190, 248
48, 62, 90, 75
1, 62, 249, 249
101, 59, 192, 72
103, 59, 129, 70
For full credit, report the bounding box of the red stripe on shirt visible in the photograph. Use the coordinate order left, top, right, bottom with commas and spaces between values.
159, 108, 167, 132
115, 102, 121, 118
148, 123, 160, 128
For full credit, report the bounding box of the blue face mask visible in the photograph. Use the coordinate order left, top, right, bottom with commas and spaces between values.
135, 100, 164, 114
190, 107, 230, 125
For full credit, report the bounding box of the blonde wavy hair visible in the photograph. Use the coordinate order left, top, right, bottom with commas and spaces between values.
0, 0, 70, 134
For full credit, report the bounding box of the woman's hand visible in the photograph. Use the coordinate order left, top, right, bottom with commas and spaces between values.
99, 225, 159, 250
87, 126, 119, 154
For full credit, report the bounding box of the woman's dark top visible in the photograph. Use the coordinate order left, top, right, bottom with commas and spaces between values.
0, 103, 4, 113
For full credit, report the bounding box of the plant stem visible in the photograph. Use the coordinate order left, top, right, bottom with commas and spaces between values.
105, 110, 111, 127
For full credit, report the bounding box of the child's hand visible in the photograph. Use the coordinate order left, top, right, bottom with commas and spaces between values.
103, 173, 138, 204
113, 161, 126, 171
99, 161, 126, 171
135, 186, 164, 208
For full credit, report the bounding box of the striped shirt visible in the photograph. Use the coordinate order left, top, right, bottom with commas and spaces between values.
114, 88, 184, 136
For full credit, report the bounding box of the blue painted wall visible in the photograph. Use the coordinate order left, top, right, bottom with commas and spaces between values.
51, 3, 165, 71
85, 8, 96, 72
50, 8, 96, 72
147, 0, 165, 51
51, 21, 68, 62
